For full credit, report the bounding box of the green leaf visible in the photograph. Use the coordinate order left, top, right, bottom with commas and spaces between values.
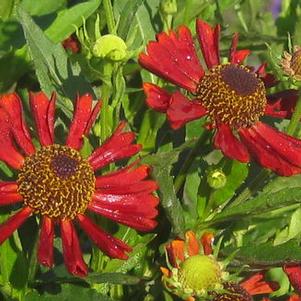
86, 272, 141, 285
223, 240, 301, 267
0, 0, 14, 20
25, 284, 113, 301
21, 0, 66, 16
212, 174, 301, 223
45, 0, 102, 43
17, 5, 94, 101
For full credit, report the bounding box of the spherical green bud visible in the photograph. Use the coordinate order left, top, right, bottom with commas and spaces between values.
93, 34, 127, 61
179, 255, 222, 292
207, 169, 227, 189
160, 0, 177, 15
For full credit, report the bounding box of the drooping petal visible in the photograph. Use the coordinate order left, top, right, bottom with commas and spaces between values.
283, 264, 301, 294
88, 122, 141, 171
77, 214, 132, 260
214, 124, 250, 163
0, 207, 32, 244
66, 94, 101, 150
239, 124, 301, 176
29, 91, 55, 146
90, 192, 158, 231
229, 32, 251, 64
196, 19, 220, 68
0, 93, 35, 155
143, 83, 171, 112
0, 182, 22, 206
139, 26, 204, 93
240, 272, 279, 295
95, 162, 150, 188
265, 89, 298, 119
60, 220, 87, 277
38, 216, 54, 268
0, 109, 24, 169
167, 91, 207, 129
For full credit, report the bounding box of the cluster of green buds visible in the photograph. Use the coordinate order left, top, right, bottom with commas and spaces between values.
161, 231, 277, 301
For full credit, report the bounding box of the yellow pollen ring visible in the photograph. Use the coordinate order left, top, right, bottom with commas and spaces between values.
17, 144, 95, 220
196, 64, 267, 129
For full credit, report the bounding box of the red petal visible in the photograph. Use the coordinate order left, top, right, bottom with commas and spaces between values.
143, 83, 171, 112
38, 216, 54, 268
240, 272, 279, 295
96, 163, 150, 187
60, 220, 87, 277
0, 109, 24, 169
252, 122, 301, 167
185, 231, 200, 256
139, 26, 204, 93
256, 63, 278, 88
200, 232, 214, 255
66, 94, 101, 150
265, 89, 298, 119
89, 201, 158, 232
0, 207, 32, 244
167, 91, 207, 129
283, 264, 301, 294
196, 19, 220, 68
0, 93, 35, 155
229, 32, 251, 64
0, 182, 22, 206
88, 122, 141, 170
288, 294, 301, 301
77, 214, 132, 259
214, 124, 250, 162
29, 91, 55, 146
239, 125, 301, 176
166, 239, 185, 267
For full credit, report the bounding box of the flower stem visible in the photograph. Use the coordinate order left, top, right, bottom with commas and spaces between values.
103, 0, 116, 34
174, 131, 210, 194
286, 90, 301, 136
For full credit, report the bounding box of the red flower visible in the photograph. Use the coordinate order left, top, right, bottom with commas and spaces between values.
139, 19, 301, 176
0, 92, 158, 276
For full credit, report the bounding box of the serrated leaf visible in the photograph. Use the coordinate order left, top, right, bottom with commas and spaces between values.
223, 240, 301, 267
212, 175, 301, 223
86, 272, 141, 285
17, 5, 94, 102
25, 284, 113, 301
45, 0, 101, 43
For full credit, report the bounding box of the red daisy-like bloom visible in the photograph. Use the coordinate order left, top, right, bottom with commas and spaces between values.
0, 92, 158, 276
139, 19, 301, 176
283, 264, 301, 295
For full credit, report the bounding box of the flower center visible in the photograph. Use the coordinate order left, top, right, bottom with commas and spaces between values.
196, 64, 267, 128
178, 255, 222, 292
17, 145, 95, 220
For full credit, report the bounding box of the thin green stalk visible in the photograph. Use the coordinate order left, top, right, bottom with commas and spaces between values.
286, 90, 301, 136
174, 131, 210, 193
103, 0, 116, 34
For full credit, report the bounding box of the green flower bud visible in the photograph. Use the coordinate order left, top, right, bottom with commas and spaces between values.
207, 169, 227, 189
93, 34, 127, 61
160, 0, 177, 15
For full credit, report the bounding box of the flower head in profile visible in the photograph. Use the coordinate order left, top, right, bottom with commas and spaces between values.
139, 19, 301, 176
0, 92, 158, 276
281, 45, 301, 81
161, 231, 277, 301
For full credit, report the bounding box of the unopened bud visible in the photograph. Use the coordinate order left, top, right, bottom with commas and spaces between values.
207, 169, 227, 189
160, 0, 177, 15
